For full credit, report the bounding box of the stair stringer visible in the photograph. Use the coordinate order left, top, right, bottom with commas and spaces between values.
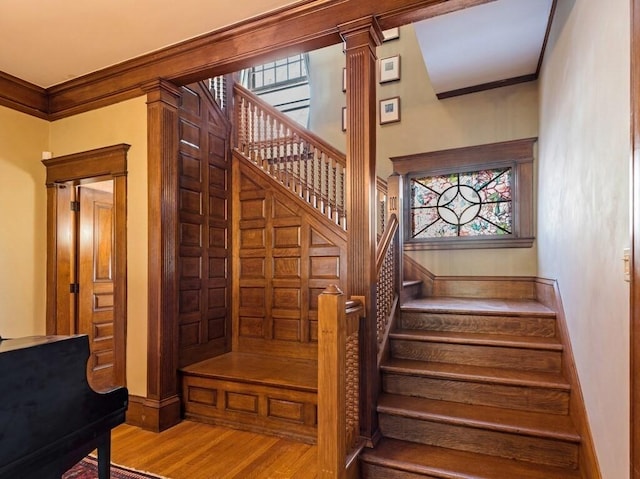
536, 278, 602, 479
231, 150, 347, 360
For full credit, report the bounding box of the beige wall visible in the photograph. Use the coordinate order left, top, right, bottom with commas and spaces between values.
538, 1, 630, 477
0, 106, 49, 337
309, 25, 539, 276
49, 97, 148, 397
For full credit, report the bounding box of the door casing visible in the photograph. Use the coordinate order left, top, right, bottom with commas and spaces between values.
43, 144, 129, 387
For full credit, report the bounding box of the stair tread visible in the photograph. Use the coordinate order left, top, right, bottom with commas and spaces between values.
391, 329, 563, 350
361, 438, 582, 479
180, 352, 317, 392
378, 394, 580, 442
381, 358, 570, 389
401, 296, 556, 317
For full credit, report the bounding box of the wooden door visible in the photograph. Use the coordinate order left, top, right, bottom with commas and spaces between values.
77, 184, 120, 391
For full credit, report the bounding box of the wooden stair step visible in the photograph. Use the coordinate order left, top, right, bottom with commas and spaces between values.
378, 394, 579, 468
390, 331, 562, 373
180, 352, 317, 392
401, 297, 556, 317
378, 394, 580, 442
400, 310, 557, 337
381, 358, 570, 414
390, 330, 562, 350
360, 438, 582, 479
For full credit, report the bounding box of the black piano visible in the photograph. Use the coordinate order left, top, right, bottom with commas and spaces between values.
0, 335, 128, 479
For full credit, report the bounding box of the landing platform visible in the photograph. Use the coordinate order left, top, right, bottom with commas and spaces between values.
180, 352, 318, 443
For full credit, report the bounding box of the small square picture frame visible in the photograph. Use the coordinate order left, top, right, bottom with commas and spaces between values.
379, 55, 400, 83
382, 27, 400, 42
342, 106, 347, 132
380, 97, 400, 125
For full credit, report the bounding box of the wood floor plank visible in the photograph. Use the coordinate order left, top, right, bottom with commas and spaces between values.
110, 421, 317, 478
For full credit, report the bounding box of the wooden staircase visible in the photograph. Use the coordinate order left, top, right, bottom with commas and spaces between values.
360, 285, 584, 478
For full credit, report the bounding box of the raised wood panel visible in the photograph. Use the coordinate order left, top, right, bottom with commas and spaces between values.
233, 154, 347, 357
177, 82, 231, 368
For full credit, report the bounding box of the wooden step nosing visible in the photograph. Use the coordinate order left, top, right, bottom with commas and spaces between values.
381, 364, 571, 390
390, 332, 564, 351
378, 405, 581, 443
361, 455, 474, 479
400, 306, 557, 318
182, 371, 318, 393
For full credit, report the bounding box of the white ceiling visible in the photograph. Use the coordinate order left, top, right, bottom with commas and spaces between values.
0, 0, 298, 88
0, 0, 554, 95
414, 0, 554, 96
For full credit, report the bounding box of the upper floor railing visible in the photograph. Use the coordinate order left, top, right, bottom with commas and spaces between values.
234, 83, 347, 228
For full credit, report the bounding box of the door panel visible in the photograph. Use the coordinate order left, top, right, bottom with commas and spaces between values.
78, 185, 119, 391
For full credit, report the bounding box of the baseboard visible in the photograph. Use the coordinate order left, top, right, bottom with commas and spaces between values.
403, 254, 435, 296
126, 394, 181, 432
535, 278, 602, 479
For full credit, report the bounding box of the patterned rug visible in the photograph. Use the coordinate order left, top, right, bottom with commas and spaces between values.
63, 456, 168, 479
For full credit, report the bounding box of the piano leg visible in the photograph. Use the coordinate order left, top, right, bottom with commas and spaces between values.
97, 431, 111, 479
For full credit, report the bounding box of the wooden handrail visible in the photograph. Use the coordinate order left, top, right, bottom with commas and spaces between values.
234, 83, 346, 165
233, 83, 347, 228
376, 214, 399, 274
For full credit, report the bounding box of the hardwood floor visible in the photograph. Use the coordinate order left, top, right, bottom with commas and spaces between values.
111, 421, 317, 478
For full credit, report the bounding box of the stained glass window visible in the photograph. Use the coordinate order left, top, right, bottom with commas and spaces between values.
410, 168, 513, 239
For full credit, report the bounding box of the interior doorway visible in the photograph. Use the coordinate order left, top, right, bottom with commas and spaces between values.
43, 144, 129, 391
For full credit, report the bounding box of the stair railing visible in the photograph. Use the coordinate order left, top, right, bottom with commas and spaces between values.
317, 286, 365, 479
234, 83, 347, 228
375, 213, 400, 366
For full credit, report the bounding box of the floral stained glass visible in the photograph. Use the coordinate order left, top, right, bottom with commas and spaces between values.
410, 168, 513, 239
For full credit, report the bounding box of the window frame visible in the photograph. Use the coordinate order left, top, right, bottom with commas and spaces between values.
391, 138, 536, 251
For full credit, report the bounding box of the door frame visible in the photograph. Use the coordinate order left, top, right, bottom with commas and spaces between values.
633, 0, 640, 476
43, 144, 129, 386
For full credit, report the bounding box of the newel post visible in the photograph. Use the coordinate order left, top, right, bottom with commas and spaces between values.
317, 285, 347, 479
387, 172, 404, 294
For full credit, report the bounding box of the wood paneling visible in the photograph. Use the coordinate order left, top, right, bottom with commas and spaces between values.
232, 152, 347, 360
176, 82, 232, 368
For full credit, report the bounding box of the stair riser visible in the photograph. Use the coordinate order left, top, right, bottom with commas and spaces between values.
400, 312, 556, 338
361, 463, 438, 479
390, 340, 562, 373
379, 414, 579, 469
382, 373, 570, 415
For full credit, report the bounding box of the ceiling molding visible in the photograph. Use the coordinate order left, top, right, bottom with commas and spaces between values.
0, 72, 48, 119
2, 0, 493, 120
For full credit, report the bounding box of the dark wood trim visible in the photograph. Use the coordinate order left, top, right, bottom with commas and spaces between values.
42, 144, 129, 389
535, 278, 602, 478
36, 0, 484, 120
536, 0, 558, 76
632, 0, 640, 475
144, 79, 182, 432
435, 73, 537, 100
340, 16, 383, 447
125, 395, 181, 432
0, 71, 48, 119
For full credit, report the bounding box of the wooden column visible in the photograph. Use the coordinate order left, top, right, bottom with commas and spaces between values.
142, 79, 181, 432
339, 17, 383, 446
387, 173, 404, 295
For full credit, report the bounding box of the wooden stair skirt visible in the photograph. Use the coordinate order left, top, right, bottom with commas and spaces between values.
361, 283, 585, 479
180, 352, 318, 443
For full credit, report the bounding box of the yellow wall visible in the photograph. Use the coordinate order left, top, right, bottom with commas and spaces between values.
0, 106, 49, 336
49, 97, 148, 397
309, 25, 539, 276
538, 0, 630, 476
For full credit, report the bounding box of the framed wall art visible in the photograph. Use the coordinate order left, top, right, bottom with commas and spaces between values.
382, 27, 400, 42
380, 55, 400, 83
380, 97, 400, 125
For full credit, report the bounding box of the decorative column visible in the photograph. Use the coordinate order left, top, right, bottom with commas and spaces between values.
141, 79, 181, 432
339, 17, 383, 446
